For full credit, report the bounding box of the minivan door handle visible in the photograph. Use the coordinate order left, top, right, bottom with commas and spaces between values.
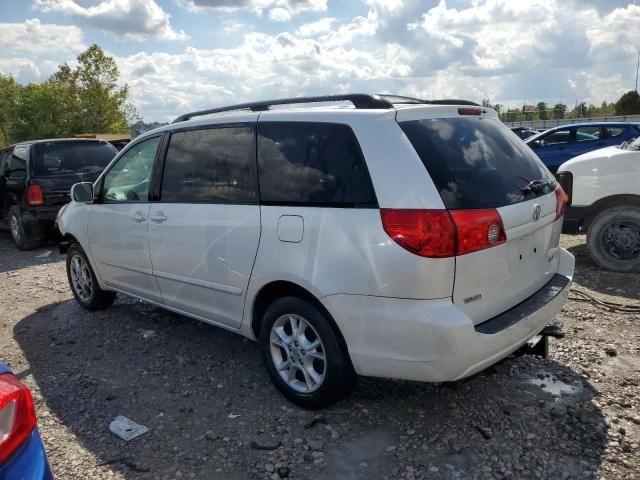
131, 211, 147, 223
149, 212, 168, 223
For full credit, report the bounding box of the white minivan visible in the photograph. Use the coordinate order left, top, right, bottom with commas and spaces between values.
57, 94, 574, 408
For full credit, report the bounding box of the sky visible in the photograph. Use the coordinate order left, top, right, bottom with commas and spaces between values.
0, 0, 639, 122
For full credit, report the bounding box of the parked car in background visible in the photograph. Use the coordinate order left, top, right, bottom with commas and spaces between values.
557, 137, 640, 272
0, 139, 118, 249
58, 94, 573, 409
0, 362, 53, 479
525, 122, 640, 172
511, 126, 539, 139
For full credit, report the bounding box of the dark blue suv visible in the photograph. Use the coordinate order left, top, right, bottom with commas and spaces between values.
525, 122, 640, 173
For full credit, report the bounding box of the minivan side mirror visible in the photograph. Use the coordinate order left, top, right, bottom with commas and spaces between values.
71, 182, 94, 203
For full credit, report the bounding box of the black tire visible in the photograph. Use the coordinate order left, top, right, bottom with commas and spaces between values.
259, 296, 356, 409
586, 206, 640, 272
66, 243, 116, 310
8, 206, 43, 250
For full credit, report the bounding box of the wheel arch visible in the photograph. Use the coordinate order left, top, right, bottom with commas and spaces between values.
584, 194, 640, 232
250, 280, 353, 367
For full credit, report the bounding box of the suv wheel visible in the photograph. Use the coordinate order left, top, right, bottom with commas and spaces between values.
8, 206, 43, 250
259, 297, 355, 409
66, 243, 116, 310
587, 206, 640, 272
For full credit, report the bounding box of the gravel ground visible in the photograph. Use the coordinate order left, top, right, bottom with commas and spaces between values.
0, 231, 638, 480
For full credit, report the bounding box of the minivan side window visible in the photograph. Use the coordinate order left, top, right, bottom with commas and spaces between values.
102, 136, 161, 203
258, 122, 377, 206
160, 125, 257, 203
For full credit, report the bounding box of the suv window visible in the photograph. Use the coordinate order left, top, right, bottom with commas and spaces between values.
575, 126, 601, 141
102, 136, 160, 203
604, 126, 625, 138
258, 122, 377, 206
32, 141, 116, 177
7, 146, 28, 179
0, 150, 9, 175
161, 125, 257, 203
543, 129, 571, 145
400, 117, 554, 210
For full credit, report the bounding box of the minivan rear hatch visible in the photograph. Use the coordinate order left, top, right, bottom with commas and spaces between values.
399, 109, 563, 324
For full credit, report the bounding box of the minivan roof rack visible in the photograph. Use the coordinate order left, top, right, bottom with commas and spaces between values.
172, 94, 480, 123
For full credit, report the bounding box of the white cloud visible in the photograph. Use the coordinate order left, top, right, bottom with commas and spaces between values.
8, 0, 636, 120
178, 0, 327, 19
268, 7, 292, 22
33, 0, 187, 41
0, 19, 85, 82
0, 59, 42, 84
0, 18, 84, 56
295, 17, 336, 37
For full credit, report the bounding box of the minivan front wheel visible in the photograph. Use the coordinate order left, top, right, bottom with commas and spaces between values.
259, 297, 355, 409
66, 243, 116, 310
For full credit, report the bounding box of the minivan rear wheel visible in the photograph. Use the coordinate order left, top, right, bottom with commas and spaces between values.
66, 243, 116, 310
259, 297, 355, 409
587, 206, 640, 272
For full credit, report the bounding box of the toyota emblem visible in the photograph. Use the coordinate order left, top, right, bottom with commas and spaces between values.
532, 204, 542, 221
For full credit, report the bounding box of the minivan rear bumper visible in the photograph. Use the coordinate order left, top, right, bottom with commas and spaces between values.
321, 248, 574, 383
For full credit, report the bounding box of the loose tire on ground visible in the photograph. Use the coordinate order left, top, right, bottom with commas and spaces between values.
66, 243, 116, 310
259, 296, 356, 409
8, 206, 43, 250
587, 206, 640, 272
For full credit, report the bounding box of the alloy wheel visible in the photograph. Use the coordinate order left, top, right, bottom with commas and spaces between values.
69, 254, 93, 303
9, 215, 21, 243
269, 314, 327, 393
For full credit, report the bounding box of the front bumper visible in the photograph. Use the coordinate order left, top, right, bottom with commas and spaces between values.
0, 429, 53, 480
322, 248, 574, 383
562, 206, 587, 235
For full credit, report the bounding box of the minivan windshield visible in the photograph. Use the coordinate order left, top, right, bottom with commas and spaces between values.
400, 117, 555, 209
33, 141, 117, 177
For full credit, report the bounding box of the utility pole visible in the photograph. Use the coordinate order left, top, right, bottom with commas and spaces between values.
635, 49, 639, 93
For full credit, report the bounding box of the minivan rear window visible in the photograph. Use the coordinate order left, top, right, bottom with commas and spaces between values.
400, 118, 554, 209
33, 141, 116, 177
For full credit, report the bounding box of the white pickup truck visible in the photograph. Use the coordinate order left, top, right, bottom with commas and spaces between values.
556, 136, 640, 272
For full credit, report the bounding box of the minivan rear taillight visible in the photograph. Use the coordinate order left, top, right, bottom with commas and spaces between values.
0, 373, 37, 464
449, 209, 506, 255
381, 208, 506, 258
380, 209, 455, 258
26, 184, 44, 206
554, 186, 567, 220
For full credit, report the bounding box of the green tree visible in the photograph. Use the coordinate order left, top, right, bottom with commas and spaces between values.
54, 44, 139, 133
0, 74, 21, 146
536, 101, 548, 120
11, 81, 71, 141
615, 90, 640, 115
552, 103, 567, 119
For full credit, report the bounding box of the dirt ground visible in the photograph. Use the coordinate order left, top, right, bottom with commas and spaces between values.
0, 231, 638, 480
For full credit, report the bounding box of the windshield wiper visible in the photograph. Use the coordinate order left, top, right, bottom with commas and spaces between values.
519, 177, 555, 195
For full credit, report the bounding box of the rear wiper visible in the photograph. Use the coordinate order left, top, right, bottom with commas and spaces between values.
519, 177, 555, 195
